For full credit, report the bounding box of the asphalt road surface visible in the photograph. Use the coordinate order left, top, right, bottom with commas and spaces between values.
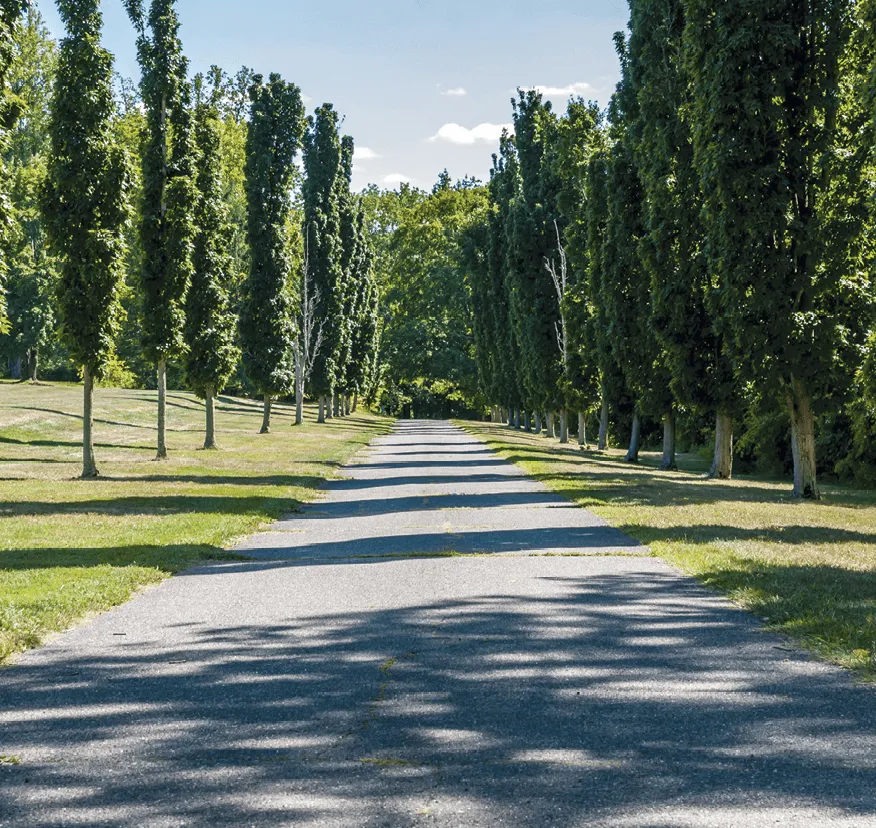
1, 421, 875, 827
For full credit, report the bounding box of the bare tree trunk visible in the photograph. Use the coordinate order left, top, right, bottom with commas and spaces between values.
331, 391, 339, 418
204, 386, 217, 449
524, 412, 531, 432
598, 396, 609, 450
578, 412, 587, 448
787, 377, 820, 500
82, 366, 99, 479
559, 409, 569, 444
156, 358, 168, 459
546, 412, 555, 438
344, 395, 351, 416
625, 413, 641, 463
317, 395, 326, 424
553, 412, 562, 439
27, 348, 38, 382
295, 342, 304, 426
658, 408, 678, 471
513, 409, 520, 429
353, 392, 359, 413
534, 412, 542, 434
708, 411, 734, 480
261, 394, 272, 434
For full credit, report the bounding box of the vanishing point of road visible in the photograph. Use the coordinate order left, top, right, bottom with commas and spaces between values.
1, 421, 875, 827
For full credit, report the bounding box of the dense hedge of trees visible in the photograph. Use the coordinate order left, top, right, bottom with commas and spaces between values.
465, 1, 876, 500
0, 2, 382, 477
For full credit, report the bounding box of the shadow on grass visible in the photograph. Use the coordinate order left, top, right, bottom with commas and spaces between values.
0, 435, 154, 452
621, 523, 876, 547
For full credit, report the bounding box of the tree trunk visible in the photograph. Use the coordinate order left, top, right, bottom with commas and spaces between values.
82, 366, 99, 479
658, 408, 678, 471
204, 386, 217, 450
9, 357, 21, 380
534, 412, 542, 434
708, 411, 734, 480
524, 412, 531, 432
344, 395, 351, 416
625, 413, 641, 463
156, 358, 168, 460
27, 348, 38, 382
553, 412, 562, 439
506, 408, 513, 427
261, 394, 272, 434
331, 391, 339, 418
353, 392, 359, 413
559, 409, 569, 444
514, 409, 521, 429
787, 377, 820, 500
317, 395, 326, 424
598, 396, 609, 450
295, 343, 304, 426
578, 412, 587, 448
546, 412, 555, 439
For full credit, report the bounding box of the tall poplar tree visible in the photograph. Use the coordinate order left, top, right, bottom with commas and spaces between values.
240, 72, 305, 433
628, 0, 738, 478
685, 0, 874, 498
184, 87, 239, 449
43, 0, 129, 478
125, 0, 197, 459
303, 103, 343, 422
0, 0, 28, 334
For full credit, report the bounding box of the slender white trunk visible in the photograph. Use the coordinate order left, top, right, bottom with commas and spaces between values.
156, 358, 168, 459
787, 377, 820, 500
295, 343, 304, 425
578, 412, 587, 448
546, 411, 555, 439
625, 413, 641, 463
204, 385, 217, 449
708, 411, 734, 480
658, 408, 678, 471
318, 395, 326, 424
598, 396, 609, 450
261, 394, 272, 434
82, 366, 98, 479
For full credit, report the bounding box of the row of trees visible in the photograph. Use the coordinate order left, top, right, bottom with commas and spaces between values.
466, 0, 876, 500
0, 1, 380, 477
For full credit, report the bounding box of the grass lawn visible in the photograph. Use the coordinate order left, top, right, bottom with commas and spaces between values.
0, 380, 391, 662
462, 421, 876, 682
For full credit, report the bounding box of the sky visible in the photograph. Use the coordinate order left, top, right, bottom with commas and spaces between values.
37, 0, 628, 192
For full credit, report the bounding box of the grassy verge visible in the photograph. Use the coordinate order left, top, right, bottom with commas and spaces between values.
0, 381, 392, 661
462, 420, 876, 682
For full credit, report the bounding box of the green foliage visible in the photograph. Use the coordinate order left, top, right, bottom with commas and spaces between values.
240, 73, 305, 397
43, 0, 130, 377
183, 90, 239, 398
125, 0, 197, 363
0, 0, 28, 333
303, 104, 344, 396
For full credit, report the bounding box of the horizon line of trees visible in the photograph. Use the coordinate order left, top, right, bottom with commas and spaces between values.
0, 1, 381, 477
465, 0, 876, 501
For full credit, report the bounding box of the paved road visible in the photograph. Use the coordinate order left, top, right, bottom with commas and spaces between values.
1, 421, 875, 827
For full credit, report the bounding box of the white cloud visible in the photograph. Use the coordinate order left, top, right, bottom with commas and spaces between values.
383, 173, 412, 185
528, 82, 592, 98
354, 146, 382, 161
429, 123, 511, 145
442, 87, 468, 97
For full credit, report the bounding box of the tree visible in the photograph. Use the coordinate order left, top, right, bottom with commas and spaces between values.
183, 85, 239, 449
240, 72, 305, 433
628, 0, 738, 478
684, 0, 874, 499
0, 0, 28, 334
125, 0, 197, 459
1, 7, 57, 381
43, 0, 130, 478
303, 104, 343, 422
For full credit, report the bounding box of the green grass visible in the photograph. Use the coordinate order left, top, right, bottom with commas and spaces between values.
462, 421, 876, 682
0, 380, 392, 662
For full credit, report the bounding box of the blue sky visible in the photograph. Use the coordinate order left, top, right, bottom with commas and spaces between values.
37, 0, 628, 191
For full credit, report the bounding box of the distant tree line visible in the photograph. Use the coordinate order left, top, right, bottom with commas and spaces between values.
0, 1, 380, 476
465, 0, 876, 500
